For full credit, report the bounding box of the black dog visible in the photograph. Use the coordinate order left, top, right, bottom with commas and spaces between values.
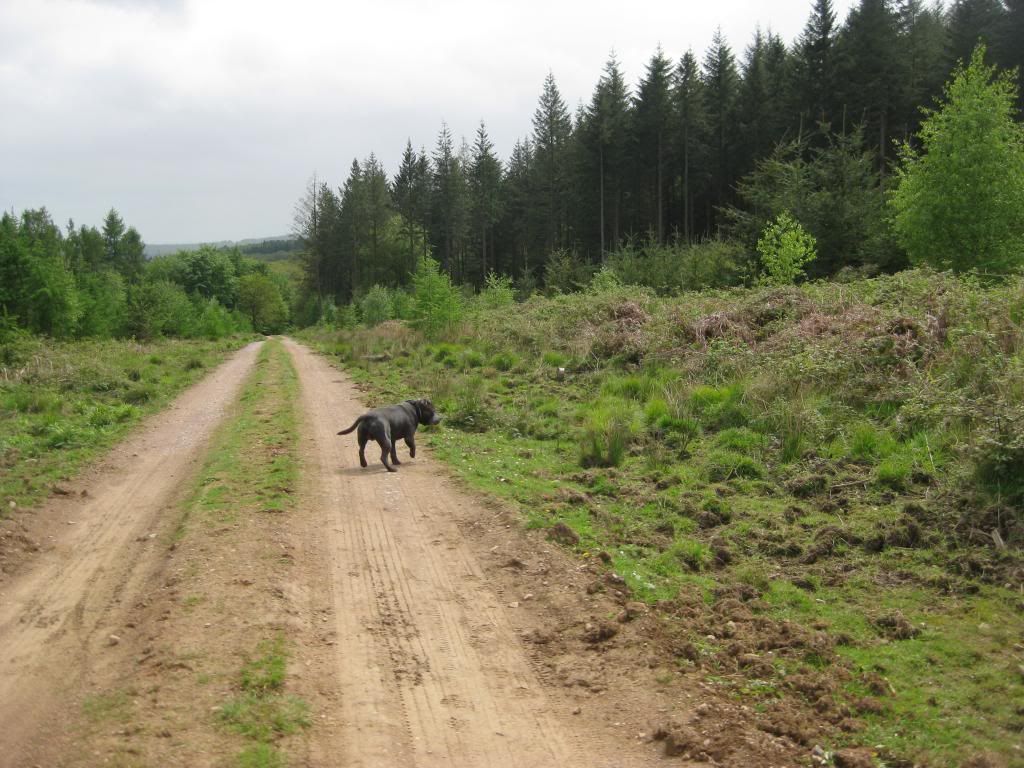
337, 399, 442, 472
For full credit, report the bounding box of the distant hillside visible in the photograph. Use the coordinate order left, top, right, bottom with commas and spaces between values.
145, 235, 301, 260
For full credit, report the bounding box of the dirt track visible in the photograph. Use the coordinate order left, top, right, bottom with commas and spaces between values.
0, 341, 263, 765
0, 339, 800, 767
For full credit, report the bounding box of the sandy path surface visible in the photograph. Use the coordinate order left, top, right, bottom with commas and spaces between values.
285, 339, 660, 768
0, 341, 262, 766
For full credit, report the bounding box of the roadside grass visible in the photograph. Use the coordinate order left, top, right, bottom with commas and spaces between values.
297, 269, 1024, 766
0, 334, 252, 512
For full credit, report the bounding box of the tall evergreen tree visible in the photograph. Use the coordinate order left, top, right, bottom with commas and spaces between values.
897, 0, 951, 138
581, 54, 633, 255
360, 153, 393, 285
737, 29, 791, 178
836, 0, 903, 177
531, 72, 574, 254
469, 121, 504, 284
702, 29, 741, 231
430, 123, 470, 277
998, 0, 1024, 109
946, 0, 1006, 70
672, 50, 709, 242
634, 47, 675, 242
393, 140, 424, 272
498, 138, 536, 279
101, 209, 145, 283
790, 0, 840, 131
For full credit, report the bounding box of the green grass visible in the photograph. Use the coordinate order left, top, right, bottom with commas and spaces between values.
296, 270, 1024, 767
220, 636, 309, 760
0, 334, 250, 511
82, 690, 134, 723
180, 340, 299, 535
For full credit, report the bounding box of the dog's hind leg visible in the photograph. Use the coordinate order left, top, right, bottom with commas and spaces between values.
357, 426, 369, 468
379, 438, 397, 472
390, 442, 401, 465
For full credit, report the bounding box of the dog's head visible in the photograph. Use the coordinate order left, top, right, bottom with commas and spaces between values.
411, 398, 442, 426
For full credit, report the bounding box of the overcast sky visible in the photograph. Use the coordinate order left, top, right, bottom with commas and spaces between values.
0, 0, 859, 244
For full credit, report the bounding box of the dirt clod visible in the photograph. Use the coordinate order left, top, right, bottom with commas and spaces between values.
548, 522, 580, 546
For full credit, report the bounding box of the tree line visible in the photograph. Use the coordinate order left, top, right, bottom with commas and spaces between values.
294, 0, 1023, 317
0, 208, 293, 339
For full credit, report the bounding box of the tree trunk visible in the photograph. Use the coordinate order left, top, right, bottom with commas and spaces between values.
599, 144, 606, 260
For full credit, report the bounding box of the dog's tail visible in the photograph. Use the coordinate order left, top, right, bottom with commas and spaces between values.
337, 416, 364, 435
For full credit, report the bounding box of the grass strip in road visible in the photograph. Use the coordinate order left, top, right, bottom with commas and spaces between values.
0, 334, 253, 512
182, 339, 308, 766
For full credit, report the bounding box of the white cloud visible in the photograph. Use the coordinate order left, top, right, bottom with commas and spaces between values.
0, 0, 858, 242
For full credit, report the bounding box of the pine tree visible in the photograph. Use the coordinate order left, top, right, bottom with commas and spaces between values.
634, 47, 674, 242
702, 29, 741, 231
469, 121, 504, 285
531, 72, 573, 253
430, 123, 469, 277
946, 0, 1006, 70
101, 209, 145, 283
339, 159, 367, 294
582, 53, 633, 256
499, 138, 536, 279
360, 153, 393, 285
672, 50, 709, 242
998, 0, 1024, 109
790, 0, 840, 131
836, 0, 903, 177
393, 141, 423, 271
897, 0, 951, 138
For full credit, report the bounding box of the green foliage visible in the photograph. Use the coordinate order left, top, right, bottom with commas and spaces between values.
756, 211, 817, 286
411, 256, 462, 338
543, 249, 593, 293
237, 274, 288, 334
605, 239, 746, 294
359, 284, 393, 327
688, 383, 749, 430
728, 128, 898, 276
890, 45, 1024, 272
126, 279, 197, 338
477, 272, 516, 310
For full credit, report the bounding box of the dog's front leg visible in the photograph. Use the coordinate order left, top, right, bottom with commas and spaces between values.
405, 435, 416, 458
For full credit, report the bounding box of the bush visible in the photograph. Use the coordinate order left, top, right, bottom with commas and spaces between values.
606, 239, 746, 294
757, 211, 817, 286
359, 285, 393, 327
126, 280, 197, 339
477, 272, 516, 310
704, 449, 765, 481
442, 375, 491, 431
412, 257, 462, 338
